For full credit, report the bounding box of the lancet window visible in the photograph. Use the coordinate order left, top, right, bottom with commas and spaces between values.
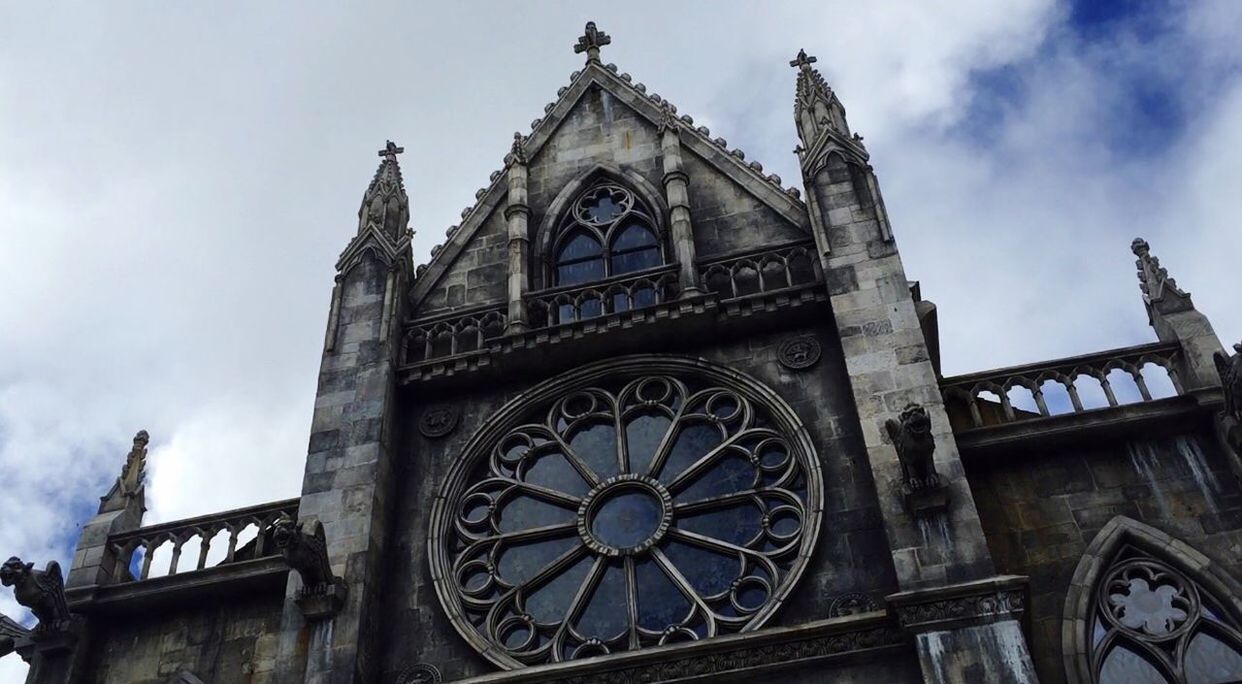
553, 183, 663, 287
1079, 545, 1242, 683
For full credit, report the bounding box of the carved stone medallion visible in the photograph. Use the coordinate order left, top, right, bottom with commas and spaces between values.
829, 592, 880, 617
778, 336, 822, 370
396, 664, 442, 684
418, 405, 459, 439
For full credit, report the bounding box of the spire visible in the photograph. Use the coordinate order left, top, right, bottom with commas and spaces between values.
98, 430, 148, 514
358, 140, 409, 241
790, 49, 862, 164
1132, 237, 1194, 317
506, 132, 527, 166
573, 21, 611, 64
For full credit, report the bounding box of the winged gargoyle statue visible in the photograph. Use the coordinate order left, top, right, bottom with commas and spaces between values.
0, 612, 30, 658
271, 514, 337, 596
885, 403, 941, 491
0, 557, 70, 633
1216, 342, 1242, 424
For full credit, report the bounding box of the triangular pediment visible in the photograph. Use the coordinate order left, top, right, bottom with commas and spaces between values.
409, 61, 809, 315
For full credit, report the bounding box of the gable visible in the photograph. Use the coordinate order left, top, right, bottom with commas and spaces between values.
408, 62, 811, 317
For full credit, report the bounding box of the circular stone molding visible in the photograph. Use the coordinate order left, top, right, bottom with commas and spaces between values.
778, 336, 821, 370
418, 405, 460, 439
396, 664, 442, 684
427, 355, 823, 669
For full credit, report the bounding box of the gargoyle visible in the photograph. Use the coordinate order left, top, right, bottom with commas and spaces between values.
1, 612, 29, 658
1215, 342, 1242, 423
0, 557, 70, 633
885, 403, 940, 491
271, 515, 336, 593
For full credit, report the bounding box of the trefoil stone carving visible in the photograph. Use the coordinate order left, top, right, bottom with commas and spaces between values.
885, 404, 948, 516
271, 515, 346, 619
0, 557, 71, 634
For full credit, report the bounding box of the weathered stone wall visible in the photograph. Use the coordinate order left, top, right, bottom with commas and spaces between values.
378, 319, 902, 681
82, 592, 283, 683
965, 425, 1242, 681
681, 151, 804, 258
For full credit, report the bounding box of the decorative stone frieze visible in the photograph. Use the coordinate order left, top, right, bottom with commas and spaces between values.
887, 575, 1028, 633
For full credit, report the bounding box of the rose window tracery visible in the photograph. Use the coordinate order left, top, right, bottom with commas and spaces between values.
429, 360, 821, 668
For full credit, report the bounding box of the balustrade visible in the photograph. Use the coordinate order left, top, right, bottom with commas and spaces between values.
402, 306, 506, 365
940, 342, 1184, 430
107, 498, 298, 583
525, 263, 680, 327
698, 240, 819, 300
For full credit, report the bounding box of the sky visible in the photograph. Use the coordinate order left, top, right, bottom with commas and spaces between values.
1, 1, 1239, 679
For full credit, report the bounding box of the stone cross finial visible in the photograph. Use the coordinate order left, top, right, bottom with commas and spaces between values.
790, 49, 817, 70
574, 21, 611, 63
378, 140, 404, 161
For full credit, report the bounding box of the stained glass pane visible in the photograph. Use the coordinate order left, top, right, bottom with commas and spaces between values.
611, 247, 662, 275
575, 563, 629, 642
636, 558, 691, 631
557, 258, 606, 286
559, 232, 603, 261
625, 413, 672, 466
612, 223, 657, 251
678, 453, 754, 500
568, 421, 619, 479
1099, 645, 1169, 684
583, 192, 625, 224
592, 489, 663, 549
497, 536, 579, 586
497, 495, 575, 533
1185, 631, 1242, 684
662, 539, 740, 597
524, 554, 592, 624
677, 503, 763, 546
656, 423, 723, 481
523, 451, 590, 497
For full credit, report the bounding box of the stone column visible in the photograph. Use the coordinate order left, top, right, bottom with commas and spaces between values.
505, 134, 531, 334
274, 146, 412, 684
802, 150, 1036, 682
658, 111, 701, 295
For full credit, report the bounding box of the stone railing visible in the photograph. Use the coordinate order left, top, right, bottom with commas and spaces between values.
107, 498, 299, 583
401, 305, 507, 365
698, 240, 820, 300
940, 342, 1184, 430
525, 263, 680, 328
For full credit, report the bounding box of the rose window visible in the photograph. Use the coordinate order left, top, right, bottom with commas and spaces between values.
429, 360, 822, 668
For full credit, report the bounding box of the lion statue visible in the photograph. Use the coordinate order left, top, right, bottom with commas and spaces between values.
885, 403, 940, 491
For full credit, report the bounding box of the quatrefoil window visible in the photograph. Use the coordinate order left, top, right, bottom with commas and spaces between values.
428, 359, 822, 669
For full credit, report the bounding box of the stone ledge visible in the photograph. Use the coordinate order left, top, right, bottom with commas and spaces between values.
452, 611, 903, 684
886, 575, 1028, 633
65, 557, 288, 616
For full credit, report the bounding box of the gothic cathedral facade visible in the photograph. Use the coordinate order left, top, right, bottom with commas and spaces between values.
6, 22, 1242, 684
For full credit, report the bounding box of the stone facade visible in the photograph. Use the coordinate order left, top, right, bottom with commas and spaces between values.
5, 21, 1239, 684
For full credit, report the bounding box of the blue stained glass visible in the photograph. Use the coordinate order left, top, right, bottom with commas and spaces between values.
610, 247, 661, 275
591, 489, 662, 548
1099, 645, 1169, 684
678, 453, 754, 500
636, 559, 691, 631
625, 413, 671, 466
497, 494, 575, 533
657, 423, 723, 482
557, 258, 606, 286
612, 223, 657, 250
677, 503, 763, 546
662, 539, 739, 597
579, 297, 603, 319
524, 451, 590, 497
525, 554, 592, 624
569, 422, 619, 479
585, 194, 624, 223
1185, 631, 1242, 684
575, 563, 629, 641
632, 287, 656, 309
497, 535, 579, 587
559, 232, 603, 260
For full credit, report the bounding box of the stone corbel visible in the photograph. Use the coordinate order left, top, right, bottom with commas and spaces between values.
885, 403, 950, 517
271, 515, 348, 620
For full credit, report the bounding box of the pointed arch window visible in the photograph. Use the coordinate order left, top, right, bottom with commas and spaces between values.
553, 183, 663, 287
1067, 519, 1242, 684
